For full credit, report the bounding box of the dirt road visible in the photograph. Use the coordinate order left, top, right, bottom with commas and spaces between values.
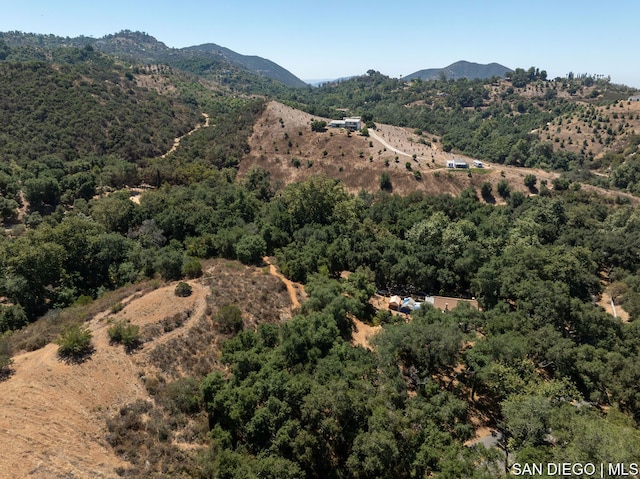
161, 112, 210, 158
368, 128, 415, 159
263, 256, 303, 309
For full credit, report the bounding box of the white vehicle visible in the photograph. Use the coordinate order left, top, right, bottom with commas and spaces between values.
473, 160, 484, 168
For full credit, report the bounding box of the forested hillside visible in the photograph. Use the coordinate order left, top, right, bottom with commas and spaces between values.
1, 31, 640, 478
0, 30, 307, 90
0, 57, 199, 162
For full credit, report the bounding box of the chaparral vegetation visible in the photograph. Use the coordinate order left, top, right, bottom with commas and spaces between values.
0, 30, 639, 478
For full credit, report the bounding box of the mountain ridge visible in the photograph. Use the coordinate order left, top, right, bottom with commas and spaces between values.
183, 42, 307, 88
0, 30, 308, 88
0, 31, 518, 87
402, 60, 512, 81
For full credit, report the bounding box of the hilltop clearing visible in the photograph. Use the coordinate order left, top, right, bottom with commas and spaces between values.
240, 101, 638, 204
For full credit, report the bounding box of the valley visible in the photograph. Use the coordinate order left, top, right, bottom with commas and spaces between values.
0, 29, 639, 479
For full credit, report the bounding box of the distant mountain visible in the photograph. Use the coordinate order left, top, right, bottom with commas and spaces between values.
305, 76, 358, 87
0, 30, 308, 88
184, 43, 307, 88
402, 60, 512, 82
305, 79, 333, 87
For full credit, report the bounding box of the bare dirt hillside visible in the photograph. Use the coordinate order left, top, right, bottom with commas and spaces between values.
241, 101, 475, 196
0, 260, 298, 479
240, 101, 638, 204
0, 281, 207, 479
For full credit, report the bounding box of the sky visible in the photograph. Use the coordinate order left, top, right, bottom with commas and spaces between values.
2, 0, 639, 88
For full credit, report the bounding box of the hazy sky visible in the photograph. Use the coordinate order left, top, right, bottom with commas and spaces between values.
2, 0, 639, 87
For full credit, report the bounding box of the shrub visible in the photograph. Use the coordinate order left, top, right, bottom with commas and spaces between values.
311, 120, 327, 132
182, 258, 203, 279
216, 304, 243, 335
481, 182, 493, 200
0, 305, 28, 333
524, 174, 537, 190
508, 191, 526, 208
108, 320, 141, 352
56, 325, 93, 361
74, 295, 93, 307
380, 172, 392, 191
175, 282, 193, 297
111, 302, 124, 314
235, 235, 267, 265
0, 338, 13, 379
373, 309, 392, 326
373, 309, 403, 326
159, 377, 202, 415
154, 248, 184, 281
552, 177, 570, 191
497, 179, 511, 198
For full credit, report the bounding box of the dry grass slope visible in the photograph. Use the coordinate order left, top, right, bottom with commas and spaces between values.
0, 259, 296, 479
240, 101, 638, 204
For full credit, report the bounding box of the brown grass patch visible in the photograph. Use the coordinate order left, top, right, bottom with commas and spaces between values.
0, 259, 300, 479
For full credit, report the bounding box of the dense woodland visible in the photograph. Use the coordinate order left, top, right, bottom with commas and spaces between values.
1, 32, 640, 478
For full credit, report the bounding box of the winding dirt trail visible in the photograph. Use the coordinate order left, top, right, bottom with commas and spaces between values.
16, 191, 28, 222
161, 112, 210, 158
262, 256, 303, 309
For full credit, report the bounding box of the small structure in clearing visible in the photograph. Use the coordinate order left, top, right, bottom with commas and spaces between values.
328, 117, 362, 131
446, 159, 469, 169
424, 295, 479, 311
388, 295, 402, 310
399, 297, 421, 314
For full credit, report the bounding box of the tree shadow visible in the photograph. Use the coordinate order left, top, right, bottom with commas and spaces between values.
0, 366, 15, 381
124, 340, 142, 355
57, 345, 95, 365
482, 193, 496, 204
108, 333, 143, 355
